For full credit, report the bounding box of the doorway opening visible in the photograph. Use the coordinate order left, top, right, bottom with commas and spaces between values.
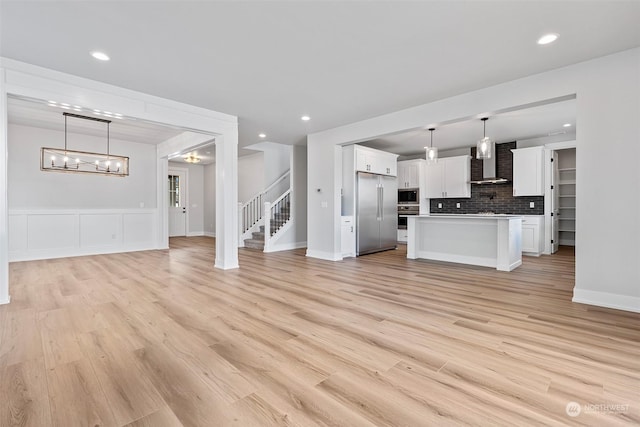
548, 146, 576, 254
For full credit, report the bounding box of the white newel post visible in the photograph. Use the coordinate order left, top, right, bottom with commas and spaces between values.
237, 202, 244, 248
215, 130, 239, 269
263, 202, 271, 252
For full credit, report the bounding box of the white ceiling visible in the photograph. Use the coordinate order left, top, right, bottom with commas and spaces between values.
8, 96, 186, 145
361, 98, 577, 156
169, 143, 216, 166
1, 1, 639, 151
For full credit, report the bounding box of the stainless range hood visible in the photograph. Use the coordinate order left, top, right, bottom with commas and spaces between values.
469, 148, 510, 184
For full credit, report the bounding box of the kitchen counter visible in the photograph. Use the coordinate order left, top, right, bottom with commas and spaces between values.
407, 215, 522, 271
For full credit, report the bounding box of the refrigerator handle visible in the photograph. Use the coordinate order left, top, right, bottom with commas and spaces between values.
376, 186, 380, 220
380, 186, 384, 220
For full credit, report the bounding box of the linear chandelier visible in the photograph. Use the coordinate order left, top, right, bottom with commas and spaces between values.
41, 112, 129, 177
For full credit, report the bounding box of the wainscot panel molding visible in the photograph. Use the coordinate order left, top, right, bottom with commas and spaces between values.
8, 209, 159, 262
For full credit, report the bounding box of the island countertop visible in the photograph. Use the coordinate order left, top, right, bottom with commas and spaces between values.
407, 215, 522, 271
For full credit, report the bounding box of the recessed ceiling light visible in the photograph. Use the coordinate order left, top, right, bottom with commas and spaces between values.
301, 115, 311, 121
73, 108, 82, 112
205, 151, 211, 155
91, 51, 110, 61
60, 103, 70, 107
48, 101, 57, 104
259, 133, 266, 138
563, 123, 572, 127
537, 33, 558, 45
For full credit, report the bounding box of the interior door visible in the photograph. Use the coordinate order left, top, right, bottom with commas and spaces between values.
168, 171, 187, 237
551, 151, 560, 253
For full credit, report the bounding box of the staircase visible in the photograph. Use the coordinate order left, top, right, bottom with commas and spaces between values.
238, 171, 292, 252
243, 199, 290, 250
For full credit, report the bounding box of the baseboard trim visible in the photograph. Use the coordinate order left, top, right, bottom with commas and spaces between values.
264, 241, 307, 253
305, 249, 343, 261
572, 288, 640, 313
203, 232, 216, 238
9, 244, 161, 262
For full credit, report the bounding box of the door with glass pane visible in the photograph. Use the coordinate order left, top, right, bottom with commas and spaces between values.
168, 170, 187, 237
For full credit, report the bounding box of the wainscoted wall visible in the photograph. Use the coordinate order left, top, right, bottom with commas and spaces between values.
8, 209, 159, 262
430, 141, 545, 215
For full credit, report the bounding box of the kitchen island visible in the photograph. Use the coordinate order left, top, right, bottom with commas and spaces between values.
406, 215, 522, 271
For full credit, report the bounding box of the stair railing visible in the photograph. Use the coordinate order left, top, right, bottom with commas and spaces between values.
263, 189, 291, 252
238, 170, 290, 243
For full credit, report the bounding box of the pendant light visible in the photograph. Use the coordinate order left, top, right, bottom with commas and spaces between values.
476, 117, 494, 159
425, 128, 438, 163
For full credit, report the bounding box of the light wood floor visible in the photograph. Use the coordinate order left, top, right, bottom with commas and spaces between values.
1, 238, 638, 426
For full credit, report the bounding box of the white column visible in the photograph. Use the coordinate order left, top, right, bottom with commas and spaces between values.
0, 69, 10, 304
157, 156, 169, 249
215, 130, 239, 269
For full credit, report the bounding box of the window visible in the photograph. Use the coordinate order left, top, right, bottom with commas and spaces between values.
168, 174, 181, 207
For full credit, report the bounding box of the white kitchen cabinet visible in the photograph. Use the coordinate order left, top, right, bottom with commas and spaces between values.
424, 155, 471, 198
397, 229, 408, 243
341, 216, 355, 257
355, 146, 397, 176
521, 215, 544, 256
512, 147, 544, 196
397, 160, 421, 189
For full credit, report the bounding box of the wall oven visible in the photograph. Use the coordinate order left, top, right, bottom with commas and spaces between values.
398, 189, 419, 204
397, 205, 419, 229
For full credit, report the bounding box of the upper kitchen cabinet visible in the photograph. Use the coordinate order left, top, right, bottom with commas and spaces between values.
343, 145, 399, 217
424, 155, 471, 198
354, 145, 398, 176
512, 146, 544, 196
397, 159, 422, 189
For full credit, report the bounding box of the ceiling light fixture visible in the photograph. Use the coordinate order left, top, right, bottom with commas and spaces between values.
563, 123, 572, 127
259, 133, 266, 138
301, 115, 311, 121
41, 112, 129, 176
91, 51, 110, 61
184, 153, 201, 163
425, 128, 438, 163
537, 33, 558, 45
476, 117, 494, 160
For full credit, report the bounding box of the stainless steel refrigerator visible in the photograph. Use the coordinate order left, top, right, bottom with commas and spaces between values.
356, 172, 398, 255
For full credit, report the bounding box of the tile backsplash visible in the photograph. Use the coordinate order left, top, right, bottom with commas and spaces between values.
429, 141, 545, 215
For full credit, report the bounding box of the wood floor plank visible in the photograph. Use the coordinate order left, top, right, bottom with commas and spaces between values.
46, 358, 118, 427
0, 238, 637, 426
123, 406, 184, 427
0, 358, 52, 427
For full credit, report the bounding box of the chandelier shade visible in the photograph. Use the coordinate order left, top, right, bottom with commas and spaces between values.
476, 117, 494, 160
425, 127, 438, 163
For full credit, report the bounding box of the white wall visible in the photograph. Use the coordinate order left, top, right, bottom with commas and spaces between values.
308, 47, 640, 312
9, 124, 156, 208
266, 145, 307, 251
204, 163, 216, 236
264, 144, 291, 186
238, 152, 265, 203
